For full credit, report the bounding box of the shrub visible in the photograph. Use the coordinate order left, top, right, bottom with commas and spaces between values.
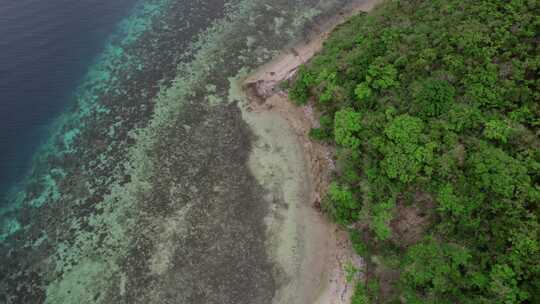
289, 66, 315, 104
324, 182, 360, 224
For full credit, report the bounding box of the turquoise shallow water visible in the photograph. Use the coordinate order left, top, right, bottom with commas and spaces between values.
0, 0, 139, 193
0, 0, 358, 302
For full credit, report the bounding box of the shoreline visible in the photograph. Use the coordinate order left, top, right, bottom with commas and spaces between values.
237, 1, 380, 303
0, 0, 380, 302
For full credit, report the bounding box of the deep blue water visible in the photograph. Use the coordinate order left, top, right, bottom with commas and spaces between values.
0, 0, 138, 193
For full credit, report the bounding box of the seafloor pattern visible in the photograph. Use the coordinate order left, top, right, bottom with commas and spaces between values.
0, 0, 355, 303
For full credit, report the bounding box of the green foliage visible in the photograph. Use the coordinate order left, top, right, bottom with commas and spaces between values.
309, 114, 334, 141
309, 127, 330, 141
350, 230, 368, 256
372, 199, 395, 241
468, 143, 530, 199
318, 70, 339, 104
334, 108, 362, 149
436, 183, 466, 217
383, 114, 424, 146
489, 264, 529, 304
289, 66, 315, 104
379, 115, 433, 183
354, 82, 372, 102
484, 119, 512, 143
345, 261, 359, 283
351, 283, 369, 304
402, 238, 471, 301
290, 0, 540, 302
366, 59, 398, 90
324, 182, 360, 224
414, 79, 455, 117
367, 280, 380, 301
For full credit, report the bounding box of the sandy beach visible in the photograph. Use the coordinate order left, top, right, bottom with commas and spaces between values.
235, 1, 380, 303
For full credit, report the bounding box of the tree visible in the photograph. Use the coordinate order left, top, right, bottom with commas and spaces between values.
354, 82, 372, 102
379, 114, 432, 183
334, 108, 362, 149
414, 78, 455, 117
325, 182, 360, 224
483, 119, 512, 143
402, 238, 471, 300
289, 66, 315, 104
365, 59, 398, 90
467, 143, 530, 199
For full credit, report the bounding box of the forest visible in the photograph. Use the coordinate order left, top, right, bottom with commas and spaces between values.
289, 0, 540, 303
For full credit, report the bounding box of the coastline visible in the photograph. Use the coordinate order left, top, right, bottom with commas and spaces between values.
2, 0, 536, 303
1, 0, 380, 302
237, 1, 380, 303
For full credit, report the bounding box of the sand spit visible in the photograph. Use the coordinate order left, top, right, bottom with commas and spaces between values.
237, 1, 381, 303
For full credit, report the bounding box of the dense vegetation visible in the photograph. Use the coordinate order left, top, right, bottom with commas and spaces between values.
290, 1, 539, 303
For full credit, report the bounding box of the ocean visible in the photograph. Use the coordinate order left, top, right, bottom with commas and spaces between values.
0, 0, 358, 303
0, 0, 137, 193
